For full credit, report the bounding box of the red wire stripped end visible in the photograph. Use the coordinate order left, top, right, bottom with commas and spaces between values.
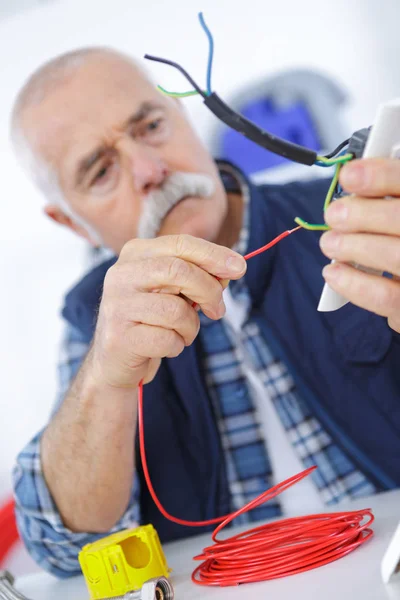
138, 382, 374, 586
137, 225, 374, 586
190, 225, 302, 310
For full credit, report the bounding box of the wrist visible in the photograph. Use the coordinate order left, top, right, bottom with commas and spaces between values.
81, 347, 140, 402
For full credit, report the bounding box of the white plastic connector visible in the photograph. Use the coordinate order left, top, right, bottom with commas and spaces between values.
381, 522, 400, 584
318, 98, 400, 312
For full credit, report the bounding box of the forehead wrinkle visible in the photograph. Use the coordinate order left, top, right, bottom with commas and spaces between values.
20, 56, 167, 190
69, 98, 167, 187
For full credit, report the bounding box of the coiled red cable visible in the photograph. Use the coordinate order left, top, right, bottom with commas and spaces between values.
137, 226, 374, 586
138, 384, 374, 586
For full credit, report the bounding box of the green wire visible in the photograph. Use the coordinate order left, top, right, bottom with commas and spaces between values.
154, 86, 348, 231
294, 218, 330, 231
294, 162, 343, 231
157, 85, 201, 97
316, 153, 353, 165
323, 163, 341, 212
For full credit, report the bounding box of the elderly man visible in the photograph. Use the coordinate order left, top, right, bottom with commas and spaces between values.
11, 46, 400, 577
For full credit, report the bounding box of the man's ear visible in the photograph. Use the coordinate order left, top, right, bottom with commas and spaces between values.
44, 204, 98, 246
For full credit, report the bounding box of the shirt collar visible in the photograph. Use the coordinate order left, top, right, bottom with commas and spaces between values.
209, 161, 251, 314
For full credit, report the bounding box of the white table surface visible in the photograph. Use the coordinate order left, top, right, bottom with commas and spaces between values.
16, 490, 400, 600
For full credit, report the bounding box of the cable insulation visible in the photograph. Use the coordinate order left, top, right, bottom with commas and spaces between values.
244, 226, 301, 260
294, 161, 344, 230
144, 54, 207, 98
294, 219, 330, 231
322, 138, 350, 159
138, 383, 374, 586
324, 162, 341, 211
315, 153, 353, 167
145, 14, 354, 169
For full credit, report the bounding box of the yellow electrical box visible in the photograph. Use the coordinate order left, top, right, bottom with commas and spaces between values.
78, 524, 171, 600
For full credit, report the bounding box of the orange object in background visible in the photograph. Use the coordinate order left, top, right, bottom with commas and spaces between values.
0, 498, 19, 566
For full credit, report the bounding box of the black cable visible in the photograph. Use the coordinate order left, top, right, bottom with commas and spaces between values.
144, 54, 317, 166
323, 138, 350, 159
204, 93, 317, 165
144, 55, 208, 99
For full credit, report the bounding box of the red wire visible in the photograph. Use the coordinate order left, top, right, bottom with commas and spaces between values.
137, 225, 374, 586
138, 384, 373, 586
0, 498, 19, 566
190, 226, 302, 311
244, 225, 301, 260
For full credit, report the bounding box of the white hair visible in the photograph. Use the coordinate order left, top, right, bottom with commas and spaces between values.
9, 47, 143, 243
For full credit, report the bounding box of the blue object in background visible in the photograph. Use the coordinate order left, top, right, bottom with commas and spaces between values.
210, 69, 348, 179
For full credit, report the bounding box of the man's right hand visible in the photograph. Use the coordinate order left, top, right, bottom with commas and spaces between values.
38, 237, 246, 533
89, 234, 247, 389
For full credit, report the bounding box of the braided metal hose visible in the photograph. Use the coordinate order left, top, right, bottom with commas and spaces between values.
0, 572, 173, 600
100, 577, 174, 600
0, 571, 30, 600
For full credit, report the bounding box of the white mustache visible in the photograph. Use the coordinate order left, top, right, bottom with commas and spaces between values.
136, 172, 215, 239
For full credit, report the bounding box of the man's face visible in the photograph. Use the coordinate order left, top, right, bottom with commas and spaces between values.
22, 54, 227, 253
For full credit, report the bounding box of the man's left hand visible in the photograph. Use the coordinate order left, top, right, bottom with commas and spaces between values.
320, 158, 400, 333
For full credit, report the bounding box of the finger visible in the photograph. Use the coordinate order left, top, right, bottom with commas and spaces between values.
126, 323, 186, 360
388, 315, 400, 334
219, 278, 230, 289
121, 292, 200, 346
340, 158, 400, 198
143, 358, 162, 384
322, 262, 400, 318
108, 258, 226, 320
121, 234, 247, 280
320, 231, 400, 277
324, 196, 400, 235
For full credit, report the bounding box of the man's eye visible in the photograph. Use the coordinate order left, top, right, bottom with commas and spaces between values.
95, 165, 109, 181
141, 118, 169, 144
147, 119, 162, 132
89, 160, 118, 191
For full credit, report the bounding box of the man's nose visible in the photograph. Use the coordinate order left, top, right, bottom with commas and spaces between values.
130, 147, 168, 194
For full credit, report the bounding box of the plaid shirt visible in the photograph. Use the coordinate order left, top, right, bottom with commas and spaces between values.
13, 171, 377, 577
199, 167, 376, 523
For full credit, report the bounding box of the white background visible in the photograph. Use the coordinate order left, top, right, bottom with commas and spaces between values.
1, 0, 400, 519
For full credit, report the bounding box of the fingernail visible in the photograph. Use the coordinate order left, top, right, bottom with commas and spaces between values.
341, 163, 365, 189
226, 254, 246, 274
325, 202, 348, 225
322, 263, 341, 282
320, 231, 342, 254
